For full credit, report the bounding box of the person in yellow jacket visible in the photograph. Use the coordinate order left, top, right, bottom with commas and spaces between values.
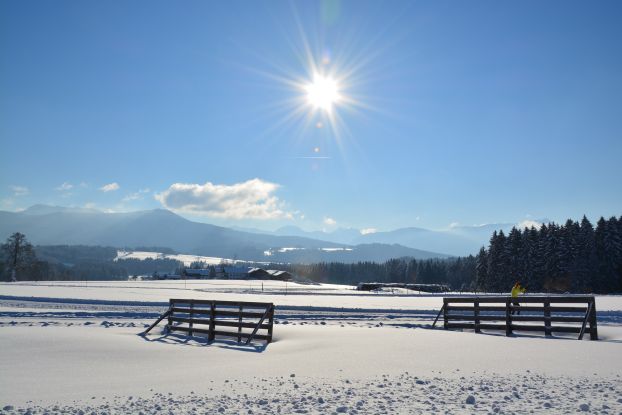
511, 282, 526, 315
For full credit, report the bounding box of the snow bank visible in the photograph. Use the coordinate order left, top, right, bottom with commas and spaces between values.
2, 281, 622, 311
2, 373, 620, 414
1, 324, 621, 409
1, 281, 621, 413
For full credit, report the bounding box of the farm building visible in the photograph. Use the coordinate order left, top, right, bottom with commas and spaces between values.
183, 266, 252, 279
265, 269, 293, 281
183, 266, 293, 281
151, 272, 182, 280
182, 268, 212, 278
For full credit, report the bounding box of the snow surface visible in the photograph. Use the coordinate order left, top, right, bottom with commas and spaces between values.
116, 248, 354, 264
1, 280, 621, 414
3, 280, 622, 311
115, 250, 244, 266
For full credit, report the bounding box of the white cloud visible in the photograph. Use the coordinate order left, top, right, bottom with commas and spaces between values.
84, 202, 97, 209
516, 219, 542, 229
449, 222, 460, 228
323, 217, 337, 226
10, 185, 29, 196
156, 178, 290, 220
56, 182, 73, 191
100, 182, 120, 192
122, 194, 140, 202
122, 188, 151, 202
360, 227, 377, 235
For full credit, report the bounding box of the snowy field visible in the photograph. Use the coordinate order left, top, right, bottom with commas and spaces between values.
115, 250, 246, 266
115, 248, 354, 266
1, 280, 622, 414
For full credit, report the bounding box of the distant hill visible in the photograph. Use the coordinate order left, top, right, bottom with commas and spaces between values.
0, 205, 450, 263
352, 224, 513, 256
256, 223, 521, 256
274, 225, 362, 244
21, 204, 101, 216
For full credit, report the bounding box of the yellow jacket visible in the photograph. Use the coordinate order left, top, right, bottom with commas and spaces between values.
511, 285, 526, 298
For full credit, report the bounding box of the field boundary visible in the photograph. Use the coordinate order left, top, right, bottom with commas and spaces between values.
144, 299, 274, 345
434, 295, 598, 340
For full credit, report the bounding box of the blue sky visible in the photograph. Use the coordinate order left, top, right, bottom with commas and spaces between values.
1, 1, 621, 232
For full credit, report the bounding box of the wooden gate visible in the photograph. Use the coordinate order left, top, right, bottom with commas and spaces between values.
144, 299, 275, 345
432, 295, 597, 340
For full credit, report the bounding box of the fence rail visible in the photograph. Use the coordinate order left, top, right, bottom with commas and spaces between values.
144, 299, 275, 345
433, 295, 597, 340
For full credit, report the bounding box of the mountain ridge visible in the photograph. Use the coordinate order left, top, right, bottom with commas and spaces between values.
238, 223, 527, 256
0, 205, 451, 263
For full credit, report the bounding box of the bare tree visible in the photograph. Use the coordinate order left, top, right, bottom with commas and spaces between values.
2, 232, 36, 282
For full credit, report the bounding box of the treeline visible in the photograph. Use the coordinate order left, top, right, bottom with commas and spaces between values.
476, 216, 622, 293
0, 257, 183, 281
0, 242, 182, 281
35, 245, 118, 264
2, 214, 620, 293
264, 215, 622, 293
35, 245, 177, 265
264, 256, 476, 290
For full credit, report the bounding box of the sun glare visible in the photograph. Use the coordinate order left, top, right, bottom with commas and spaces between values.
305, 74, 340, 111
250, 12, 372, 151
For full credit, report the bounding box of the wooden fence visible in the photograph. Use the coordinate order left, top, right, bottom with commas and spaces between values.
144, 299, 275, 345
432, 295, 597, 340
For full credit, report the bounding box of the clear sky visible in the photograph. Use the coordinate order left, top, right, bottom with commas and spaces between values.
1, 0, 621, 232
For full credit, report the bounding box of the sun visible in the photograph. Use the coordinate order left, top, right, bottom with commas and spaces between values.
305, 74, 340, 111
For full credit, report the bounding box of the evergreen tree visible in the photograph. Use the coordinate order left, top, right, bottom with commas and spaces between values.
487, 230, 508, 292
522, 226, 542, 291
575, 216, 597, 293
475, 247, 488, 291
595, 217, 611, 293
600, 217, 622, 292
1, 232, 36, 281
505, 227, 523, 290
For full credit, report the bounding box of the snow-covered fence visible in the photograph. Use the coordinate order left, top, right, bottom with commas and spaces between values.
435, 295, 598, 340
144, 299, 275, 345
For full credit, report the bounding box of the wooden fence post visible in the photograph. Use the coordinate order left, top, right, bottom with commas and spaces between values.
544, 300, 551, 336
237, 305, 243, 343
474, 300, 480, 333
167, 299, 174, 333
267, 305, 274, 343
188, 300, 194, 337
208, 301, 215, 342
443, 298, 448, 329
142, 308, 171, 335
246, 304, 271, 345
589, 298, 598, 341
505, 298, 512, 336
432, 304, 445, 328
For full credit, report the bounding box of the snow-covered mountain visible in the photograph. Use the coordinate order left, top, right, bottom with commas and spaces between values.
352, 224, 510, 256
258, 222, 542, 256
274, 225, 362, 244
0, 205, 450, 263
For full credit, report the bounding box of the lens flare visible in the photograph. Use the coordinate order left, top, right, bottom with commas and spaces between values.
238, 3, 389, 160
305, 74, 340, 111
